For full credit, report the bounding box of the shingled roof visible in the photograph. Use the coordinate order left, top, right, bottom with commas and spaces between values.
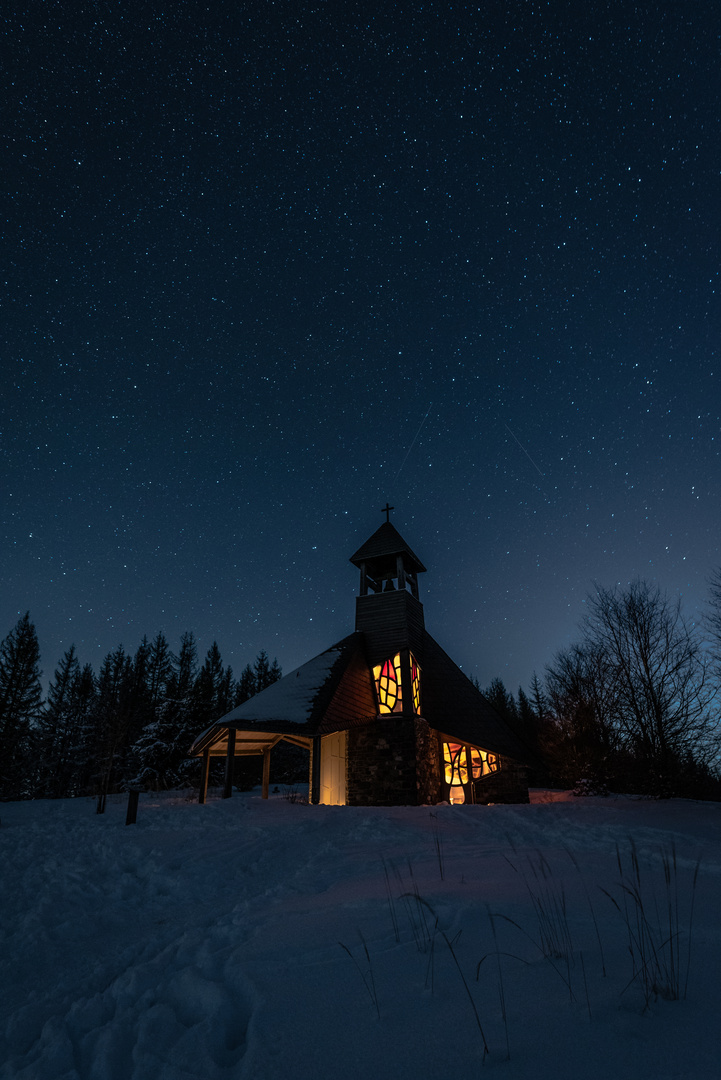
419, 632, 532, 761
190, 627, 531, 763
189, 633, 378, 755
349, 521, 426, 574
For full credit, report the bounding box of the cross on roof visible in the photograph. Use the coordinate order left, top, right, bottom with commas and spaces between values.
381, 502, 394, 523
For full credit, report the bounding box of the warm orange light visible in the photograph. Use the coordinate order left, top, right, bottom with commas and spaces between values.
373, 654, 403, 713
470, 747, 499, 778
411, 654, 421, 714
443, 742, 468, 785
372, 652, 421, 715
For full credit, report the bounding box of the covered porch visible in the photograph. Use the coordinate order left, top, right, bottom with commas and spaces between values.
190, 724, 348, 805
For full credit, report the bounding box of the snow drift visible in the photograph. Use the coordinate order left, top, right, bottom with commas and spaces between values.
2, 789, 720, 1079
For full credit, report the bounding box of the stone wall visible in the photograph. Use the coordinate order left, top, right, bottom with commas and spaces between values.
414, 718, 441, 805
473, 761, 529, 805
347, 717, 417, 805
347, 715, 444, 806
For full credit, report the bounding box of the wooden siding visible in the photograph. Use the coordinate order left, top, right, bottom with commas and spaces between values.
318, 640, 377, 732
355, 590, 425, 665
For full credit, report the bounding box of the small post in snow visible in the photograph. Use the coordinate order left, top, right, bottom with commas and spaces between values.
223, 727, 236, 799
125, 788, 141, 825
262, 748, 271, 800
198, 749, 210, 804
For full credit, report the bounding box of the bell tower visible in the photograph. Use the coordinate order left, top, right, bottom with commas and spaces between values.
349, 507, 427, 717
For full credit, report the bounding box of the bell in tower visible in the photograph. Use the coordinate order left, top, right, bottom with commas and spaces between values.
349, 503, 426, 600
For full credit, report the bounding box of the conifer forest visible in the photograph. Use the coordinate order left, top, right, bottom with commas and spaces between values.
2, 573, 721, 802
0, 618, 282, 802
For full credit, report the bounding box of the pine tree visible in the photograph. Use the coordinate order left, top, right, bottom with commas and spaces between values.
35, 646, 81, 798
125, 632, 174, 790
235, 664, 256, 705
253, 649, 272, 693
66, 663, 97, 796
0, 613, 42, 798
129, 633, 199, 790
146, 632, 172, 707
516, 684, 543, 768
268, 657, 282, 686
111, 637, 166, 788
253, 649, 282, 693
165, 632, 201, 787
171, 632, 198, 701
529, 672, 548, 725
217, 665, 235, 716
542, 643, 619, 791
91, 645, 134, 806
483, 677, 520, 729
128, 636, 282, 792
517, 687, 537, 733
194, 642, 225, 728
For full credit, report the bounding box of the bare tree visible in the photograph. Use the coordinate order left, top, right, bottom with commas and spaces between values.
706, 567, 721, 673
582, 580, 716, 789
544, 642, 620, 790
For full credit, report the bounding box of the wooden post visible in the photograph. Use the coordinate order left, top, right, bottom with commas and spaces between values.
223, 728, 236, 799
125, 788, 140, 825
262, 748, 271, 799
198, 749, 210, 804
310, 736, 321, 804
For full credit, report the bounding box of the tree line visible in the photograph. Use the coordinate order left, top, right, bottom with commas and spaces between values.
2, 574, 721, 803
482, 577, 721, 799
0, 619, 281, 801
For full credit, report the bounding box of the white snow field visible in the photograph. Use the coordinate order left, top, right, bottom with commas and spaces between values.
2, 789, 720, 1080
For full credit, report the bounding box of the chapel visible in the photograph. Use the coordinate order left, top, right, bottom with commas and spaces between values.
189, 512, 531, 806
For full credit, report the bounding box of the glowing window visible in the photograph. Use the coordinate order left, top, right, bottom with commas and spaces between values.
443, 742, 468, 786
411, 653, 421, 715
470, 748, 499, 778
373, 654, 403, 713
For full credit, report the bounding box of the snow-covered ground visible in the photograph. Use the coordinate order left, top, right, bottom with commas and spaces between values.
2, 788, 720, 1080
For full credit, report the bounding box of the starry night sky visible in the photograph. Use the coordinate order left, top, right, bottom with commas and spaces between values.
4, 1, 721, 693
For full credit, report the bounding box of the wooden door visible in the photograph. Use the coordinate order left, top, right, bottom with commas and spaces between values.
320, 730, 347, 805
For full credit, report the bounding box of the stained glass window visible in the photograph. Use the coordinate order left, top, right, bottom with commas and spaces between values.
443, 742, 468, 804
443, 742, 468, 785
373, 654, 403, 713
411, 653, 421, 714
470, 748, 499, 778
372, 652, 421, 715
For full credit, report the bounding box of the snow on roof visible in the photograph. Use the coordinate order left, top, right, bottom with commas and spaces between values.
218, 639, 347, 727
